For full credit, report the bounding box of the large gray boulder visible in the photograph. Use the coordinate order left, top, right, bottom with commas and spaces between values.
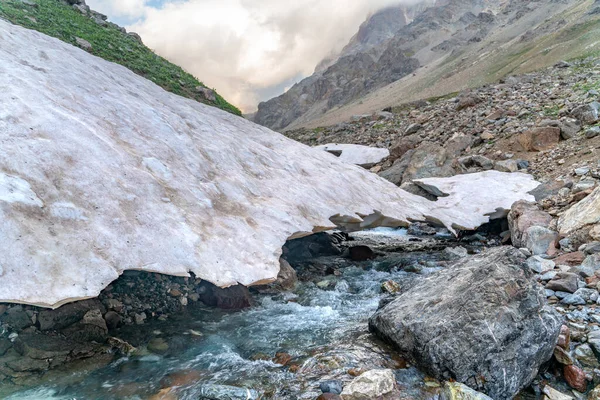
369, 247, 562, 400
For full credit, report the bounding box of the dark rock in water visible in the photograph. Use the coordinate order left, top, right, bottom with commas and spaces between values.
369, 247, 562, 400
0, 339, 12, 356
197, 384, 259, 400
320, 380, 343, 394
283, 232, 344, 264
197, 282, 252, 310
349, 245, 376, 261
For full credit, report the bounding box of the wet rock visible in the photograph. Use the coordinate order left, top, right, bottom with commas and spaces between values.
159, 369, 202, 388
62, 309, 108, 343
2, 306, 32, 330
273, 352, 292, 366
320, 380, 343, 395
508, 201, 552, 249
148, 338, 169, 354
563, 364, 587, 392
441, 381, 492, 400
516, 127, 560, 152
38, 299, 105, 331
283, 233, 343, 264
349, 246, 376, 261
197, 384, 259, 400
340, 369, 396, 400
198, 282, 252, 310
369, 247, 562, 399
381, 280, 401, 294
546, 272, 580, 293
104, 311, 121, 329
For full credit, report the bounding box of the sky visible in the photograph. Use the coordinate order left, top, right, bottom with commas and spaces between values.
86, 0, 411, 112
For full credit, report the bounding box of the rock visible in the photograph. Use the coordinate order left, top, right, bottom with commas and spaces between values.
560, 294, 585, 305
405, 124, 423, 135
557, 325, 570, 350
381, 280, 401, 294
3, 306, 33, 330
560, 187, 600, 235
61, 308, 108, 342
349, 246, 376, 261
38, 299, 105, 331
104, 311, 121, 329
573, 287, 598, 302
588, 330, 600, 353
458, 155, 494, 171
553, 252, 585, 267
576, 253, 600, 277
134, 313, 146, 325
340, 369, 396, 400
555, 61, 572, 68
442, 381, 493, 400
379, 150, 414, 185
445, 246, 468, 259
563, 364, 587, 392
546, 272, 580, 293
198, 282, 252, 310
456, 94, 481, 111
271, 258, 298, 291
571, 102, 599, 124
524, 226, 558, 256
320, 380, 343, 395
589, 385, 600, 400
195, 87, 217, 102
148, 338, 169, 354
559, 120, 581, 140
197, 384, 260, 400
75, 37, 92, 51
389, 135, 420, 161
553, 346, 573, 365
0, 20, 543, 308
574, 343, 599, 367
494, 160, 518, 173
0, 338, 12, 356
586, 126, 600, 139
314, 144, 390, 168
127, 32, 143, 44
516, 127, 560, 152
401, 142, 456, 182
317, 395, 343, 400
369, 247, 562, 399
273, 352, 292, 366
542, 386, 574, 399
507, 201, 553, 248
526, 256, 555, 273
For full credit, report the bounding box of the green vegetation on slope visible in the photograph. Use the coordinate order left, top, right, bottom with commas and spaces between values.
0, 0, 242, 116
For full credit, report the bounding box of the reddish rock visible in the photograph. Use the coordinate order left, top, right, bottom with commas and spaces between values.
557, 325, 570, 350
564, 364, 588, 392
554, 252, 586, 266
516, 127, 560, 152
507, 201, 553, 248
159, 369, 203, 388
348, 368, 364, 377
273, 352, 293, 366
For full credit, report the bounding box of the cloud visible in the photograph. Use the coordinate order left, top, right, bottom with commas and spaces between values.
88, 0, 418, 112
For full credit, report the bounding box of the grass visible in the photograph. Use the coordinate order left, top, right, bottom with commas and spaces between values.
0, 0, 242, 116
543, 104, 562, 117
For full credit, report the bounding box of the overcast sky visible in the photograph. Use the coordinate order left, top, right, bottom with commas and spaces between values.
86, 0, 412, 112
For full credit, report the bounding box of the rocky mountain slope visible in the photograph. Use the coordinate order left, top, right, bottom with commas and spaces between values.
0, 0, 242, 115
255, 0, 600, 131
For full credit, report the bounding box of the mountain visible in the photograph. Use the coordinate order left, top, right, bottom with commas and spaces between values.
0, 0, 242, 116
254, 0, 600, 131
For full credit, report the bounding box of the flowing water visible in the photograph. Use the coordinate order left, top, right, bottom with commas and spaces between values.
7, 233, 450, 400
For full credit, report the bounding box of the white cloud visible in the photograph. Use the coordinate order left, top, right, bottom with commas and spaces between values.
86, 0, 149, 18
89, 0, 417, 112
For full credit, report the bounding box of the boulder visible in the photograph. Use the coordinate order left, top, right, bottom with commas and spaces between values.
494, 160, 518, 173
369, 247, 562, 400
516, 127, 560, 152
508, 201, 553, 248
195, 86, 217, 102
197, 282, 252, 310
389, 135, 420, 160
524, 226, 558, 256
571, 102, 599, 125
314, 144, 390, 168
458, 155, 494, 171
340, 369, 397, 400
0, 21, 541, 308
559, 187, 600, 235
401, 142, 457, 182
379, 149, 415, 185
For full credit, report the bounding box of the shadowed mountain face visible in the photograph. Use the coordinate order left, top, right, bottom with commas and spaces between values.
254, 0, 599, 131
